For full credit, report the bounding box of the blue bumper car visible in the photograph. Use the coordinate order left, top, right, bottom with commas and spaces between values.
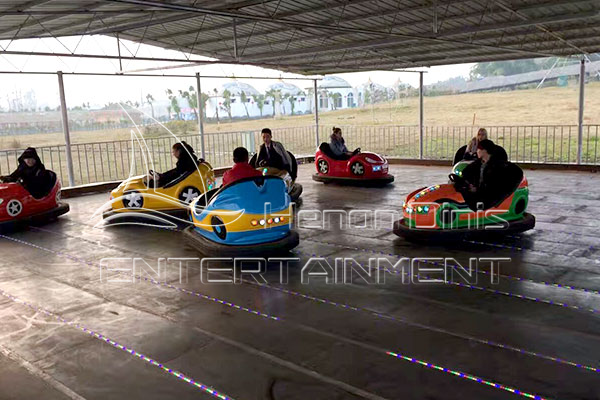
183, 176, 299, 255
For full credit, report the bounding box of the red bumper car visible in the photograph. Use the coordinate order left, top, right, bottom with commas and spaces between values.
0, 172, 69, 232
312, 143, 394, 186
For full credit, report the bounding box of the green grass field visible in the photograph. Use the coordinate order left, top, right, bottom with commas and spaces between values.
0, 82, 598, 185
1, 81, 598, 150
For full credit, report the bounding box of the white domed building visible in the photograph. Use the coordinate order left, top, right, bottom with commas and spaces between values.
314, 76, 357, 111
266, 82, 309, 116
206, 81, 262, 120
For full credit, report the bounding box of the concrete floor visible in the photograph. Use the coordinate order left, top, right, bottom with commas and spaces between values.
0, 164, 599, 400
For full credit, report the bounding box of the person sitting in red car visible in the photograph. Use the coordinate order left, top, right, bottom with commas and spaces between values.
222, 147, 262, 187
0, 147, 54, 198
330, 127, 360, 160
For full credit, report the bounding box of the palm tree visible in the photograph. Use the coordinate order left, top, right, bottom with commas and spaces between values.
166, 89, 181, 120
221, 89, 233, 120
289, 90, 303, 116
199, 92, 209, 119
252, 94, 266, 117
265, 89, 281, 118
281, 93, 294, 115
306, 87, 314, 112
145, 93, 155, 119
179, 86, 198, 120
212, 88, 220, 123
364, 88, 371, 105
329, 92, 342, 110
187, 86, 198, 119
239, 90, 250, 118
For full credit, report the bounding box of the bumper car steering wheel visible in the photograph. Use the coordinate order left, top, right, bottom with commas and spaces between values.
449, 173, 469, 191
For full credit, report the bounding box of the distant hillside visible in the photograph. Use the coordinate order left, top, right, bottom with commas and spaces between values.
426, 76, 467, 95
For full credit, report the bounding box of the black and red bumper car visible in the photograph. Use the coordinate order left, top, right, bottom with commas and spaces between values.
0, 172, 69, 232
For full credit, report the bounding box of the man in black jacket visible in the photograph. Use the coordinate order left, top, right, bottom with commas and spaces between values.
254, 128, 294, 178
0, 147, 54, 198
459, 140, 508, 211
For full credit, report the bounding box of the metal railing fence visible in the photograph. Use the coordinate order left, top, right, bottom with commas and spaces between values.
0, 124, 598, 187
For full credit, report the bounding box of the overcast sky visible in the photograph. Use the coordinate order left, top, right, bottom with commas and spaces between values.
0, 35, 474, 109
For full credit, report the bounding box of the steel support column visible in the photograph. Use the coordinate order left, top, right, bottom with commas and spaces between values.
116, 34, 123, 73
419, 71, 424, 160
577, 58, 585, 164
196, 72, 206, 160
314, 79, 319, 148
57, 71, 75, 186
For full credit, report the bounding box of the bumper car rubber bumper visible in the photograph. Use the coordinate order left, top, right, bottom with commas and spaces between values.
183, 226, 299, 256
289, 183, 303, 202
102, 207, 189, 224
311, 173, 394, 186
0, 203, 70, 233
393, 212, 535, 241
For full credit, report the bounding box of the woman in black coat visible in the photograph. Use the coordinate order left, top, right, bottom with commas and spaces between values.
1, 147, 54, 198
149, 141, 199, 187
459, 140, 515, 210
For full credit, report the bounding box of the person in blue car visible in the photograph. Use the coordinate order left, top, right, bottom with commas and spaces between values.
223, 147, 262, 187
0, 147, 54, 198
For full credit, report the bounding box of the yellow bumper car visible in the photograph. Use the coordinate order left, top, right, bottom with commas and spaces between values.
103, 161, 216, 224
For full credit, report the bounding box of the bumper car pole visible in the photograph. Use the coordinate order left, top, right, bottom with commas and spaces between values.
196, 72, 206, 160
57, 71, 75, 187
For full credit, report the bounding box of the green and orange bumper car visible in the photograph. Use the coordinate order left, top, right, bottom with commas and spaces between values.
394, 164, 535, 241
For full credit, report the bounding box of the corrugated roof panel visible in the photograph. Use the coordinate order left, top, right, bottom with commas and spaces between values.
0, 0, 598, 74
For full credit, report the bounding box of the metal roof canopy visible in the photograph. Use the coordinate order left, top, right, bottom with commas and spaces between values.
0, 0, 598, 75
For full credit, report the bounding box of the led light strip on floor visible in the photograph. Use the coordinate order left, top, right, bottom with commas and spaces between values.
23, 227, 599, 375
67, 220, 597, 296
303, 237, 600, 297
466, 233, 597, 257
463, 239, 523, 251
0, 234, 279, 321
0, 288, 233, 400
300, 245, 600, 315
475, 269, 600, 296
520, 229, 598, 239
11, 228, 599, 375
284, 249, 599, 374
449, 280, 599, 314
385, 351, 549, 400
42, 224, 600, 298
